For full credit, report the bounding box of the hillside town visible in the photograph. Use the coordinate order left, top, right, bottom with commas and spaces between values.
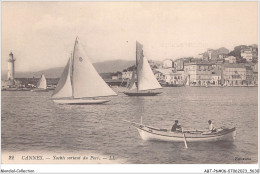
1, 44, 258, 89
118, 44, 258, 87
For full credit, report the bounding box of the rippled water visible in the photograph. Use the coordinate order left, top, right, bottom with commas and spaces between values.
1, 87, 258, 164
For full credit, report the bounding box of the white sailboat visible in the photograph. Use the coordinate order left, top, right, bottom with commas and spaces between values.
52, 37, 117, 104
31, 74, 48, 92
124, 41, 162, 96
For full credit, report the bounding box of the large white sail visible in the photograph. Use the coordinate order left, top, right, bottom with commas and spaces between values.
137, 56, 162, 91
36, 74, 47, 89
72, 38, 117, 98
52, 58, 72, 98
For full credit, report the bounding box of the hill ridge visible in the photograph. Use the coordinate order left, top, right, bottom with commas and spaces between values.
1, 59, 135, 79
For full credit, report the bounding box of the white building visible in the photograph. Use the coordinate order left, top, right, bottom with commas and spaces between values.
154, 68, 185, 85
112, 75, 118, 80
223, 64, 246, 86
162, 59, 173, 68
224, 56, 236, 63
197, 53, 204, 59
122, 71, 133, 79
241, 47, 257, 62
184, 62, 213, 86
211, 74, 221, 85
154, 68, 173, 83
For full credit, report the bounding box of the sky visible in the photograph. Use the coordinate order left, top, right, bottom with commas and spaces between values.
1, 1, 258, 72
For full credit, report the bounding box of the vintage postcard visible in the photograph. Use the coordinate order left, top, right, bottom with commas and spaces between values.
1, 1, 259, 173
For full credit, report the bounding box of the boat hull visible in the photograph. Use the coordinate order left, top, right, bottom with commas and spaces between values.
134, 125, 236, 143
31, 89, 48, 92
2, 88, 31, 91
161, 84, 184, 87
53, 99, 110, 105
123, 92, 162, 96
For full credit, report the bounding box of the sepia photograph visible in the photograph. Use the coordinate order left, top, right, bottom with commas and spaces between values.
1, 1, 259, 173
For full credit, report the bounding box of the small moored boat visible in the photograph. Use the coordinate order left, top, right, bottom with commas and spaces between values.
31, 74, 48, 92
125, 120, 236, 143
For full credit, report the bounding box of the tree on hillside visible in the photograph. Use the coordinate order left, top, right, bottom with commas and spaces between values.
123, 65, 136, 72
228, 45, 247, 63
252, 47, 258, 63
151, 65, 158, 69
252, 57, 258, 63
238, 58, 247, 63
113, 71, 122, 75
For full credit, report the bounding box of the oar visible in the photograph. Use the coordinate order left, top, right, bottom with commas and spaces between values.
182, 128, 188, 149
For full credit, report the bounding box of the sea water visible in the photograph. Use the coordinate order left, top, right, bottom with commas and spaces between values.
1, 87, 258, 164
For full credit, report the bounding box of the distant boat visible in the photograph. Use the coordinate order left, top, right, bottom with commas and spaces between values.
31, 74, 48, 92
123, 41, 162, 96
51, 37, 117, 104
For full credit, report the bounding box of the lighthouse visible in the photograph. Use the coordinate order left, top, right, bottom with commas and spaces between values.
7, 52, 16, 83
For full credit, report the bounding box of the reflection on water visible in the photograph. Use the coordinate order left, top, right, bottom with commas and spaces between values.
1, 87, 258, 163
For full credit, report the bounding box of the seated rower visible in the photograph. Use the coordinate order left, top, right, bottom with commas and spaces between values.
208, 120, 217, 133
171, 120, 182, 132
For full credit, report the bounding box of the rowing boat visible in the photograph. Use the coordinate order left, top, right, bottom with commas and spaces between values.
126, 121, 236, 143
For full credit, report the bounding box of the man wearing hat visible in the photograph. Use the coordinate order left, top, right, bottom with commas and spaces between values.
171, 120, 182, 132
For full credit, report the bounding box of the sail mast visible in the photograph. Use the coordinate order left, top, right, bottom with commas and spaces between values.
71, 37, 78, 98
136, 41, 138, 92
136, 41, 145, 92
136, 41, 144, 92
136, 41, 162, 91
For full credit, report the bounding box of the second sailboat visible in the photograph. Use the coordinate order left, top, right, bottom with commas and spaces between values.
124, 41, 162, 96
